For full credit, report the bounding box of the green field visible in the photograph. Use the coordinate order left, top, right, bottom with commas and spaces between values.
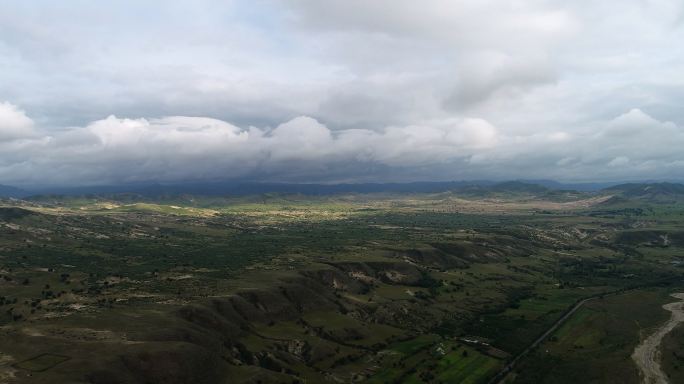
510, 289, 677, 383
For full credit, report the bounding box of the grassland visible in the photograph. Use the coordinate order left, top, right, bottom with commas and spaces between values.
508, 288, 677, 383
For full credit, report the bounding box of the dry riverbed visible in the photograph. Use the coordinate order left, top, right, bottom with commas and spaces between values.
632, 293, 684, 384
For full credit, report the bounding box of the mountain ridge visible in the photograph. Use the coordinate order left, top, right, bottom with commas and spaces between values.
3, 180, 683, 199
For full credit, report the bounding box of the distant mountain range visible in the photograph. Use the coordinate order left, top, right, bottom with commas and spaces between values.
0, 184, 29, 198
1, 180, 683, 199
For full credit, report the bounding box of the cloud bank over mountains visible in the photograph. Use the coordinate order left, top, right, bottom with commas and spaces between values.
1, 102, 683, 186
1, 0, 683, 185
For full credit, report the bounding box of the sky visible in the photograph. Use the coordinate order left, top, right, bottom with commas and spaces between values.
1, 0, 683, 186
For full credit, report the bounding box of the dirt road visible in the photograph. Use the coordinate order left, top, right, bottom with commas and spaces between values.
632, 293, 684, 384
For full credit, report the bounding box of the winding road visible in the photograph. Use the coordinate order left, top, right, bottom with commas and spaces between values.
631, 293, 684, 384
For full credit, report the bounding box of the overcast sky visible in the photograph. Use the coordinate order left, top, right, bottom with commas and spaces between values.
1, 0, 683, 186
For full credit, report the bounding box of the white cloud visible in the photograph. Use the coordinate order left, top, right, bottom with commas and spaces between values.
1, 103, 683, 186
0, 102, 36, 141
0, 104, 505, 185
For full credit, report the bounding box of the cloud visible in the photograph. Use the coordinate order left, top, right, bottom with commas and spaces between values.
3, 0, 681, 131
447, 52, 557, 107
0, 102, 36, 141
282, 0, 572, 108
594, 109, 683, 161
0, 103, 505, 185
0, 1, 683, 184
1, 102, 684, 186
608, 156, 630, 167
468, 108, 684, 181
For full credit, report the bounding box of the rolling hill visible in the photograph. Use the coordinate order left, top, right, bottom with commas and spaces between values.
603, 182, 684, 201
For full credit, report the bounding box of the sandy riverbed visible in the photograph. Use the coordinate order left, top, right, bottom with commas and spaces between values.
632, 293, 684, 384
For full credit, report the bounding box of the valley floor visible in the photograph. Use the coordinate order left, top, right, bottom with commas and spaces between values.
0, 191, 683, 383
